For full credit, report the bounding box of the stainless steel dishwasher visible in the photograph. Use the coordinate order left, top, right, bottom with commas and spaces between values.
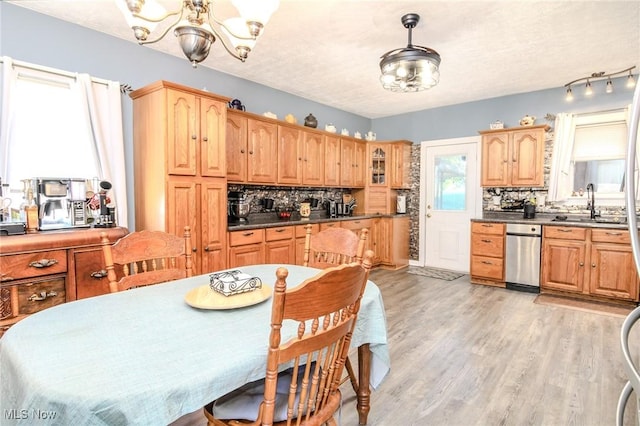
505, 223, 542, 293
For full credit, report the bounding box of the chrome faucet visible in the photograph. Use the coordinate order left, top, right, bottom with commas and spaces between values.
586, 183, 599, 219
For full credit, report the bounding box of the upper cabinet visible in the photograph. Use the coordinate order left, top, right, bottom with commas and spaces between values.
226, 110, 247, 182
369, 144, 388, 186
247, 118, 278, 184
324, 135, 341, 187
479, 124, 549, 187
390, 141, 412, 189
164, 87, 226, 178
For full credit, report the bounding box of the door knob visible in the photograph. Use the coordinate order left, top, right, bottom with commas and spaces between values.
427, 213, 432, 218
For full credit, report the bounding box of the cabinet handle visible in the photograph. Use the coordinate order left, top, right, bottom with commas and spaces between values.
240, 149, 245, 154
592, 263, 596, 268
606, 232, 622, 236
557, 229, 573, 233
28, 259, 58, 268
192, 247, 197, 253
28, 290, 58, 302
203, 136, 208, 142
481, 239, 492, 243
275, 229, 285, 233
191, 135, 197, 140
249, 151, 254, 155
481, 261, 493, 265
0, 274, 14, 282
481, 224, 494, 228
243, 232, 254, 236
204, 246, 210, 252
579, 262, 584, 267
90, 270, 107, 279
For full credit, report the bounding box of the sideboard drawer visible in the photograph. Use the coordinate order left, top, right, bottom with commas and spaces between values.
1, 275, 66, 323
0, 250, 67, 282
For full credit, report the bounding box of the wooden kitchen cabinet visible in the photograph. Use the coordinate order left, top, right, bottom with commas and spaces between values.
277, 124, 302, 185
265, 226, 295, 264
479, 124, 549, 187
541, 226, 639, 302
354, 140, 367, 187
340, 138, 356, 187
131, 81, 229, 274
226, 110, 247, 182
0, 227, 127, 336
390, 141, 412, 189
470, 221, 506, 287
324, 135, 341, 187
228, 229, 265, 268
247, 117, 278, 184
302, 131, 325, 186
368, 143, 388, 186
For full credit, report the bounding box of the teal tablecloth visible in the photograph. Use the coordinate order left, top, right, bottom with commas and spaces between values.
0, 264, 389, 425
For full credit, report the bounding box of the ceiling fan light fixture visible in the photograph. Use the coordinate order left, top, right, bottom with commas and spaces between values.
379, 13, 441, 93
628, 71, 637, 88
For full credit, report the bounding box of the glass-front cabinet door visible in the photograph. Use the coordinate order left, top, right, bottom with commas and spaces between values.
370, 146, 387, 185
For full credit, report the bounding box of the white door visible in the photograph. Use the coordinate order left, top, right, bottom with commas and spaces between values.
419, 138, 481, 272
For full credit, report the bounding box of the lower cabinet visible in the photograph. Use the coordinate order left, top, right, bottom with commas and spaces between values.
265, 226, 295, 264
227, 216, 408, 270
227, 229, 265, 268
541, 226, 639, 302
0, 227, 128, 336
469, 221, 505, 287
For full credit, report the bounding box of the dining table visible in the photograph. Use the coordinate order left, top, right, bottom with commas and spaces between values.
0, 264, 390, 425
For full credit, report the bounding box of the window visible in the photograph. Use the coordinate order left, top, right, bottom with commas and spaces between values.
549, 109, 631, 204
571, 117, 628, 196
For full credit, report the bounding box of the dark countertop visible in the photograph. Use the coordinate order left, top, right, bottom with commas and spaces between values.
227, 212, 406, 231
475, 211, 633, 229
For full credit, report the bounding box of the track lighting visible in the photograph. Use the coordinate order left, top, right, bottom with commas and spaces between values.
563, 66, 636, 101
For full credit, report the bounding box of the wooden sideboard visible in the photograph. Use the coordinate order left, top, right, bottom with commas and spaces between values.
0, 227, 127, 336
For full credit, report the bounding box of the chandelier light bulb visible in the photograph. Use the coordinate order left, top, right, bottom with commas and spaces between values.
628, 72, 637, 88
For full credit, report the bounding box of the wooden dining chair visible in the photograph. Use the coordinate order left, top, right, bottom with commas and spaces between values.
303, 224, 370, 393
204, 250, 375, 426
100, 226, 193, 293
303, 225, 368, 269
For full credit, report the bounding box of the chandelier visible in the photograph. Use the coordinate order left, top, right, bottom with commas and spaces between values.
116, 0, 279, 67
564, 66, 636, 101
380, 13, 441, 92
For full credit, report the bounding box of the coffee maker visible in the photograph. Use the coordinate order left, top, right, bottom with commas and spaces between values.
35, 178, 89, 230
228, 191, 250, 223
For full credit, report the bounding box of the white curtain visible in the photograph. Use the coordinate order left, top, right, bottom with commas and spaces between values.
0, 57, 17, 179
625, 104, 640, 201
77, 74, 128, 227
548, 113, 576, 201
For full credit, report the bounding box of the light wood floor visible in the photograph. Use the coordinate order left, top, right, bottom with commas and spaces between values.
339, 268, 640, 425
174, 268, 640, 425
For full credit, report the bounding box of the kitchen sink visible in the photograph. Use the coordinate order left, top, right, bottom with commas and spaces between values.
551, 215, 628, 224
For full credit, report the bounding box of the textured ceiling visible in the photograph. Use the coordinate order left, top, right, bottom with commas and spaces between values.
8, 0, 640, 118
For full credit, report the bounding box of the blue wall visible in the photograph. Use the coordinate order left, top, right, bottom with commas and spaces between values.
373, 80, 634, 141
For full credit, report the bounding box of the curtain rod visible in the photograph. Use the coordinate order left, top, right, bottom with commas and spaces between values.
0, 56, 132, 93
